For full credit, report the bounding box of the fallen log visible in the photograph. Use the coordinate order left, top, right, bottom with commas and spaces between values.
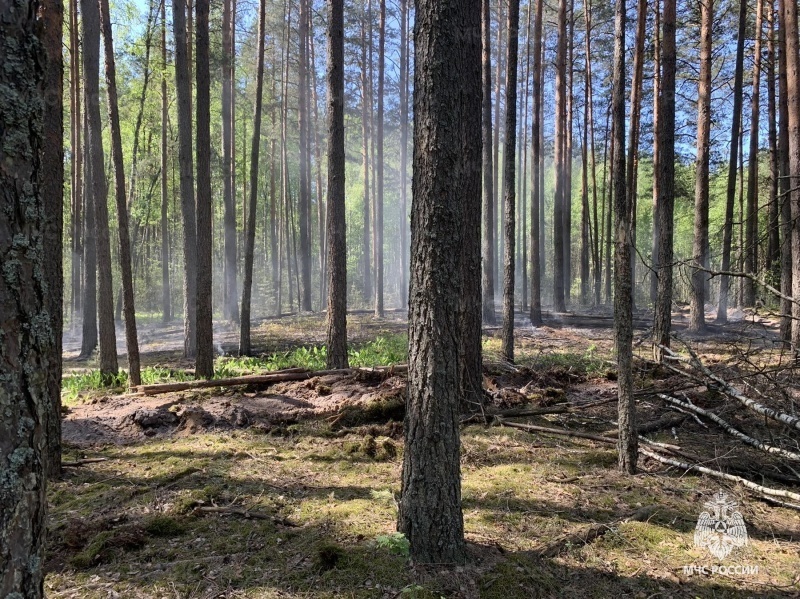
192, 505, 298, 526
136, 364, 408, 396
638, 447, 800, 504
660, 343, 800, 432
658, 394, 800, 462
496, 419, 800, 507
61, 457, 109, 467
601, 413, 687, 438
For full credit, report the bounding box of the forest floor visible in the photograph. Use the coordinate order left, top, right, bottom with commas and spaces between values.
47, 307, 800, 598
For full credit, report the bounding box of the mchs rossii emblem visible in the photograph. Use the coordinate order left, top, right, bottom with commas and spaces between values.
694, 491, 749, 560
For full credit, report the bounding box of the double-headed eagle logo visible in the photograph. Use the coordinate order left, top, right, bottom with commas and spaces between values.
694, 491, 749, 560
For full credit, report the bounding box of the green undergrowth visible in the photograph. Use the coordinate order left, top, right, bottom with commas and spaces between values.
62, 334, 408, 404
46, 422, 800, 598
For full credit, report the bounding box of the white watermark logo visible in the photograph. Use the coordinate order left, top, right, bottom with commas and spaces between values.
693, 490, 749, 560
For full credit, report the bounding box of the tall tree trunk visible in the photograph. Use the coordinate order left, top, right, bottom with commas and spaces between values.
778, 0, 793, 343
652, 0, 676, 363
744, 0, 764, 307
399, 0, 409, 309
100, 0, 141, 386
585, 0, 600, 306
82, 0, 118, 380
360, 14, 372, 305
717, 0, 747, 323
553, 0, 568, 312
0, 0, 53, 587
781, 0, 800, 347
173, 0, 197, 357
326, 0, 348, 369
239, 0, 266, 356
398, 0, 480, 565
604, 108, 613, 305
482, 0, 496, 324
689, 0, 713, 332
626, 0, 647, 307
80, 108, 98, 358
580, 60, 590, 306
502, 0, 520, 362
298, 0, 312, 311
374, 0, 386, 316
70, 0, 83, 322
767, 2, 780, 279
195, 0, 214, 378
222, 0, 239, 323
612, 0, 635, 474
42, 0, 63, 477
529, 0, 544, 325
563, 0, 574, 303
650, 0, 661, 304
161, 0, 171, 323
309, 23, 326, 309
493, 0, 506, 293
520, 3, 532, 313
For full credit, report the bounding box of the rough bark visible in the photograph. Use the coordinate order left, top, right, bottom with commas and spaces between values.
325, 0, 348, 369
689, 0, 713, 332
652, 0, 676, 363
100, 0, 141, 386
239, 0, 266, 356
69, 0, 83, 321
82, 0, 119, 380
767, 3, 780, 278
195, 0, 214, 378
398, 0, 481, 565
0, 1, 51, 591
41, 0, 63, 477
717, 0, 747, 323
502, 0, 520, 362
611, 0, 635, 473
173, 0, 197, 357
650, 0, 661, 304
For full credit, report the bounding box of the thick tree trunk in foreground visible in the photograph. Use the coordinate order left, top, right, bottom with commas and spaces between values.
100, 0, 141, 386
173, 0, 197, 357
612, 0, 635, 474
0, 1, 52, 591
717, 0, 747, 323
689, 0, 713, 332
326, 0, 348, 369
502, 0, 520, 362
398, 0, 481, 565
239, 0, 266, 356
652, 0, 677, 363
195, 0, 214, 378
42, 0, 63, 477
82, 0, 118, 380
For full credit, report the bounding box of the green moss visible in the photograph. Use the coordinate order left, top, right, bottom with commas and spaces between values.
143, 515, 185, 537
